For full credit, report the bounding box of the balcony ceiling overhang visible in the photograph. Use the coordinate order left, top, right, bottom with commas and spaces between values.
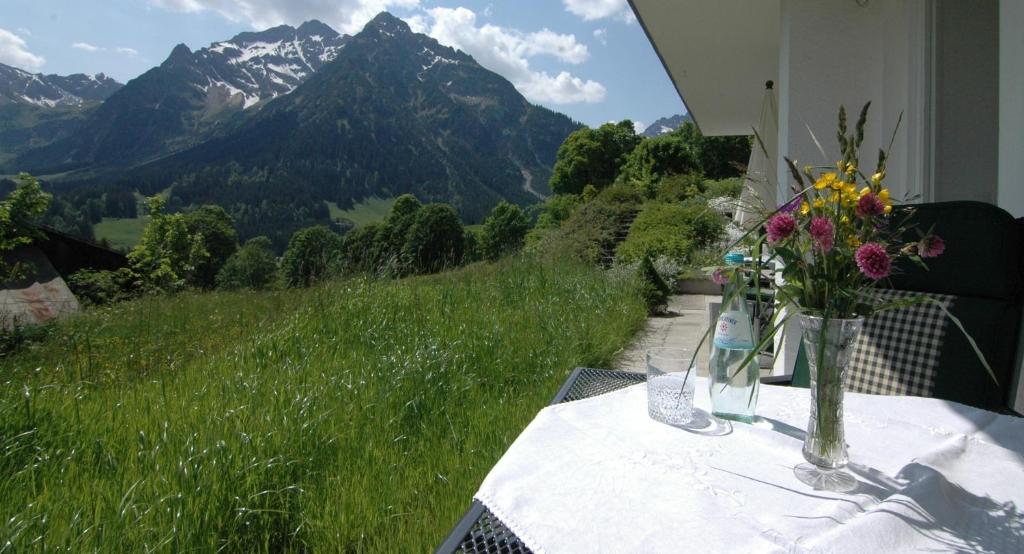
628, 0, 780, 136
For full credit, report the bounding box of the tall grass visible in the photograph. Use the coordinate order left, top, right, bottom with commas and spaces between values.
0, 258, 646, 552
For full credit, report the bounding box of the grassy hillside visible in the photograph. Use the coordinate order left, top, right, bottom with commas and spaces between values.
327, 197, 397, 228
94, 216, 149, 249
0, 258, 646, 552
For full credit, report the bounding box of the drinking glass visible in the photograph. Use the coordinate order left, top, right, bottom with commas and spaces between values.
646, 347, 697, 425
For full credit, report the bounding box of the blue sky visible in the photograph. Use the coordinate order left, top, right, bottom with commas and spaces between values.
0, 0, 686, 129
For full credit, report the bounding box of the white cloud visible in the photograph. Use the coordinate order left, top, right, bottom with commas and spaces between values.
16, 27, 32, 37
72, 42, 101, 52
0, 28, 45, 70
562, 0, 635, 23
116, 47, 140, 56
422, 7, 605, 104
150, 0, 420, 35
593, 28, 607, 45
633, 120, 645, 134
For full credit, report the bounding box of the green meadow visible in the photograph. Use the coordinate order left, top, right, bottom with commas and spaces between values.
0, 258, 646, 552
327, 197, 398, 228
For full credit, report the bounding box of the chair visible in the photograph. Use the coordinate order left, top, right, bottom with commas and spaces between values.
788, 201, 1024, 412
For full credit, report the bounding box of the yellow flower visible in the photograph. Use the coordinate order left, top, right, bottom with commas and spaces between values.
828, 191, 840, 204
841, 215, 850, 224
800, 201, 810, 215
847, 235, 862, 248
878, 188, 890, 203
837, 160, 845, 172
883, 205, 892, 215
859, 186, 870, 197
814, 172, 837, 190
871, 171, 885, 186
813, 197, 826, 209
845, 162, 857, 176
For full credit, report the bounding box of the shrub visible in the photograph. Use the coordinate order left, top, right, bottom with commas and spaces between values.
534, 199, 636, 264
637, 254, 671, 314
401, 204, 465, 274
534, 194, 580, 230
656, 173, 705, 203
480, 202, 529, 261
216, 236, 278, 290
280, 225, 342, 287
66, 268, 136, 306
462, 228, 482, 264
615, 200, 725, 264
703, 177, 744, 199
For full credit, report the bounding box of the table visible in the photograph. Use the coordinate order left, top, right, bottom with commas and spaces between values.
437, 368, 644, 553
438, 368, 1024, 553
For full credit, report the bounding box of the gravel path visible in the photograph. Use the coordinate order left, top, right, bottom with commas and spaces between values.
613, 295, 718, 375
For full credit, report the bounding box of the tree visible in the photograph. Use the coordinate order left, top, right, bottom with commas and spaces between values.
402, 204, 465, 274
128, 197, 208, 293
480, 201, 529, 261
620, 134, 701, 196
184, 205, 238, 289
280, 225, 342, 287
216, 236, 278, 290
549, 120, 641, 195
0, 173, 51, 281
673, 122, 751, 180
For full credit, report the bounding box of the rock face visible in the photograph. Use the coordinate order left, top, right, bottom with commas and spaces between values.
0, 63, 122, 107
641, 114, 693, 137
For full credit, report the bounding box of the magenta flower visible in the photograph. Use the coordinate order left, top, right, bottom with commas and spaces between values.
711, 267, 729, 285
766, 213, 797, 243
919, 235, 945, 258
855, 193, 885, 218
855, 242, 892, 280
808, 217, 834, 252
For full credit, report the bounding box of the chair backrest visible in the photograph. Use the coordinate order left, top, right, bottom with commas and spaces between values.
790, 201, 1024, 411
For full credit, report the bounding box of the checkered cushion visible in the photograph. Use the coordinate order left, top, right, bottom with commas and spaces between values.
847, 289, 956, 397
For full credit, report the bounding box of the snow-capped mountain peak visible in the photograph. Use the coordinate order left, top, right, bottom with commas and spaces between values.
0, 62, 123, 107
174, 19, 349, 110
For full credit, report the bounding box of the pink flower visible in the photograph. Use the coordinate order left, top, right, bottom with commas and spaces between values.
919, 235, 945, 258
855, 242, 892, 280
766, 213, 797, 243
808, 217, 834, 252
711, 267, 729, 285
855, 193, 885, 218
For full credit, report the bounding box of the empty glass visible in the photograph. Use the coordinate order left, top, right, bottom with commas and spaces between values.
646, 347, 697, 425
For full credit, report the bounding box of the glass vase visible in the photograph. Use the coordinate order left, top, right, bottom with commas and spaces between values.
794, 314, 864, 492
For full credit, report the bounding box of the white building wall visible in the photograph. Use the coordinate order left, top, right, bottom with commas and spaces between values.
1000, 0, 1024, 413
776, 0, 925, 206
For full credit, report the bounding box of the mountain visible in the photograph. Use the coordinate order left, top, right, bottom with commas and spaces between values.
0, 63, 122, 107
129, 12, 579, 224
12, 20, 348, 172
641, 113, 693, 137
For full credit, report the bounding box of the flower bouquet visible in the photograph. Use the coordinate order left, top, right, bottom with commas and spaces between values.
709, 103, 993, 491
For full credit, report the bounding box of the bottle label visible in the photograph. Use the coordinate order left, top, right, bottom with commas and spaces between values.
713, 310, 754, 350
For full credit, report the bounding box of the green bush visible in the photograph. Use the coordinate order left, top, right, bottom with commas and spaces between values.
615, 200, 725, 265
703, 177, 744, 199
280, 225, 342, 287
656, 173, 706, 203
534, 194, 580, 230
216, 236, 278, 290
637, 254, 671, 314
66, 268, 137, 306
401, 204, 465, 274
480, 201, 529, 261
534, 198, 637, 264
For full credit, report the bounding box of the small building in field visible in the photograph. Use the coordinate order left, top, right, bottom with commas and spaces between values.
1, 226, 128, 329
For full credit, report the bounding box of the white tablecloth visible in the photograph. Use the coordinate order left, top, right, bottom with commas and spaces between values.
475, 378, 1024, 553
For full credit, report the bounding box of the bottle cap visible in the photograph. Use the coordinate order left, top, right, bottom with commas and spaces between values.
724, 252, 745, 265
